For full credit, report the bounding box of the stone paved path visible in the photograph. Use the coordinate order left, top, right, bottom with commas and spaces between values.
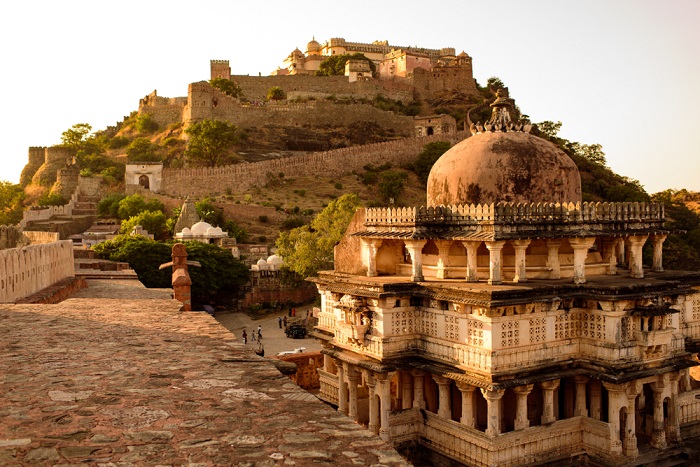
0, 280, 410, 466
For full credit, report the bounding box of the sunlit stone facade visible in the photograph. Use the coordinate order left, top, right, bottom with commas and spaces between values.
311, 94, 700, 465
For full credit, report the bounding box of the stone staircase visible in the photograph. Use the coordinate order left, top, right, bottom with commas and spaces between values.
70, 194, 99, 216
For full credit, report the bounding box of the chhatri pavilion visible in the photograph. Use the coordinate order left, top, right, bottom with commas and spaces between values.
311, 90, 700, 465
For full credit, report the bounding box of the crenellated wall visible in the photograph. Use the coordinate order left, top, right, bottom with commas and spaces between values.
0, 239, 74, 303
160, 132, 465, 197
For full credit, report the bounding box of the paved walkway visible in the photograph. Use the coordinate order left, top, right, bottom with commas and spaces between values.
0, 280, 409, 466
216, 308, 322, 357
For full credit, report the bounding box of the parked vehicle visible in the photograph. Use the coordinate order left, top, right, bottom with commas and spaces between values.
285, 324, 307, 339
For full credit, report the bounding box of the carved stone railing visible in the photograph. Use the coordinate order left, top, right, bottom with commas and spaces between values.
317, 368, 338, 406
365, 202, 665, 227
678, 388, 700, 425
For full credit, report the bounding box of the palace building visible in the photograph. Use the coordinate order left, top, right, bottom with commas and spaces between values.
311, 90, 700, 465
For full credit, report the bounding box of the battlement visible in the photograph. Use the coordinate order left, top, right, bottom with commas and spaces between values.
45, 146, 74, 164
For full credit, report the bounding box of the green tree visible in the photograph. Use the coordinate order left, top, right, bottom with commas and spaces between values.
486, 76, 505, 89
266, 86, 286, 101
116, 194, 164, 220
135, 114, 159, 134
97, 193, 126, 218
93, 235, 172, 288
126, 137, 160, 162
535, 121, 562, 139
61, 123, 93, 149
120, 210, 169, 240
210, 78, 242, 98
378, 171, 408, 203
184, 119, 238, 167
0, 180, 26, 225
276, 193, 362, 278
411, 141, 453, 185
37, 192, 67, 207
316, 53, 376, 76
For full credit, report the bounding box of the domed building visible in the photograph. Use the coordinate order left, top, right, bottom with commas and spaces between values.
310, 90, 700, 465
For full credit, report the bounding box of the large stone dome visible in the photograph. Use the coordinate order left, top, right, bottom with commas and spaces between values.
426, 88, 582, 207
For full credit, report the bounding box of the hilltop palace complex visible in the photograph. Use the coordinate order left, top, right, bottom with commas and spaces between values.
311, 91, 700, 465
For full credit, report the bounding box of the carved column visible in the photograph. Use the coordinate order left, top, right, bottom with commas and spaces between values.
401, 370, 412, 410
323, 353, 332, 372
481, 388, 505, 436
364, 239, 383, 277
602, 238, 618, 275
546, 239, 562, 279
540, 379, 561, 424
462, 241, 480, 282
485, 241, 506, 285
511, 239, 531, 283
574, 376, 589, 417
456, 382, 476, 428
651, 234, 668, 272
624, 383, 640, 458
569, 237, 596, 284
603, 382, 625, 454
590, 379, 602, 420
627, 235, 648, 278
365, 372, 379, 435
404, 240, 427, 282
337, 360, 348, 415
514, 384, 534, 430
376, 373, 394, 441
433, 375, 452, 419
411, 369, 425, 409
435, 240, 451, 280
346, 364, 360, 420
616, 239, 626, 267
668, 372, 682, 444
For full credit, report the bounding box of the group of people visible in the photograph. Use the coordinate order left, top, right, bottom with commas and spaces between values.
241, 324, 262, 345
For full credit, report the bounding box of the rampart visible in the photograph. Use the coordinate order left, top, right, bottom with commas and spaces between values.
139, 90, 187, 129
20, 147, 47, 186
0, 238, 74, 303
0, 225, 27, 250
160, 132, 466, 197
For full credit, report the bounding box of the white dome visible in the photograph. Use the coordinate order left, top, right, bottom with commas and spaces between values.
267, 254, 284, 266
181, 227, 191, 235
191, 221, 212, 235
257, 258, 267, 267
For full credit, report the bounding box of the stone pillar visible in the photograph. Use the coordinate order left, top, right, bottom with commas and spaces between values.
364, 239, 383, 277
337, 361, 348, 415
546, 239, 562, 279
365, 372, 379, 435
481, 388, 505, 436
346, 365, 360, 420
435, 240, 451, 280
323, 354, 332, 372
401, 370, 412, 410
433, 375, 452, 419
404, 240, 427, 282
569, 237, 596, 284
574, 376, 589, 417
411, 370, 425, 409
511, 239, 531, 283
514, 384, 534, 430
627, 235, 648, 278
462, 241, 480, 282
651, 234, 667, 272
668, 373, 682, 444
624, 385, 640, 458
456, 382, 476, 428
602, 239, 618, 275
540, 380, 561, 424
616, 239, 626, 267
602, 382, 625, 454
485, 241, 506, 285
376, 373, 394, 441
590, 379, 602, 420
650, 382, 667, 449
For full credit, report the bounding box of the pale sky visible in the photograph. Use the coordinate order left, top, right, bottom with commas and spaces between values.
1, 0, 698, 194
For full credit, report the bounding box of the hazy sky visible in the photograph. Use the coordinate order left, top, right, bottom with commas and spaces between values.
1, 0, 698, 194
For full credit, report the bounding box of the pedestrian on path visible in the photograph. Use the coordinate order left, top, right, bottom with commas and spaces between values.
251, 330, 256, 342
257, 325, 262, 341
278, 316, 282, 329
283, 316, 288, 328
242, 329, 247, 344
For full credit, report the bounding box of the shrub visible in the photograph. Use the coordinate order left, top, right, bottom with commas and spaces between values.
108, 136, 130, 149
258, 215, 269, 223
120, 210, 168, 239
37, 192, 67, 207
97, 193, 126, 217
126, 137, 160, 162
117, 194, 164, 220
281, 217, 305, 230
334, 182, 343, 190
135, 113, 159, 134
79, 168, 93, 177
267, 86, 286, 101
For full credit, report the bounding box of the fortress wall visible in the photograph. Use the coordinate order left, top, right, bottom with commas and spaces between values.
20, 147, 47, 186
141, 103, 187, 128
0, 239, 74, 303
160, 132, 466, 197
24, 231, 60, 244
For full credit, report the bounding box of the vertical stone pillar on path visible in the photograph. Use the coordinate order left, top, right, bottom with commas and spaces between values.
159, 243, 200, 312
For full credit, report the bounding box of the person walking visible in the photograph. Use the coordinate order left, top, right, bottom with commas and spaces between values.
257, 325, 262, 341
283, 316, 288, 328
242, 330, 247, 344
251, 330, 256, 342
278, 316, 283, 329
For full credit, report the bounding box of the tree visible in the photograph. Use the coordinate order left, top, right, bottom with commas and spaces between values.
276, 193, 362, 278
97, 193, 126, 218
120, 210, 169, 240
184, 119, 238, 167
126, 137, 160, 162
378, 170, 408, 203
61, 123, 93, 149
266, 86, 286, 101
210, 78, 242, 98
535, 121, 562, 139
411, 141, 453, 185
486, 76, 505, 90
116, 194, 164, 220
0, 180, 26, 225
134, 114, 159, 134
316, 53, 376, 76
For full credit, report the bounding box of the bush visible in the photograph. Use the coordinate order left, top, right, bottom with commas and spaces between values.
108, 136, 130, 149
258, 215, 269, 223
135, 114, 159, 134
379, 170, 408, 202
97, 193, 126, 217
117, 194, 165, 220
411, 141, 453, 185
281, 217, 305, 230
120, 210, 168, 240
267, 86, 286, 101
334, 182, 343, 190
37, 192, 67, 207
126, 137, 160, 162
80, 168, 93, 177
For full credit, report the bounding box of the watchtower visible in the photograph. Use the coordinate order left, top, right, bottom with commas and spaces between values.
210, 60, 231, 80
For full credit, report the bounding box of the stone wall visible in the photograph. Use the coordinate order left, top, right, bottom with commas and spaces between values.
0, 225, 27, 250
0, 239, 74, 303
277, 352, 323, 390
240, 284, 318, 310
25, 231, 60, 244
161, 132, 466, 197
20, 147, 46, 186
